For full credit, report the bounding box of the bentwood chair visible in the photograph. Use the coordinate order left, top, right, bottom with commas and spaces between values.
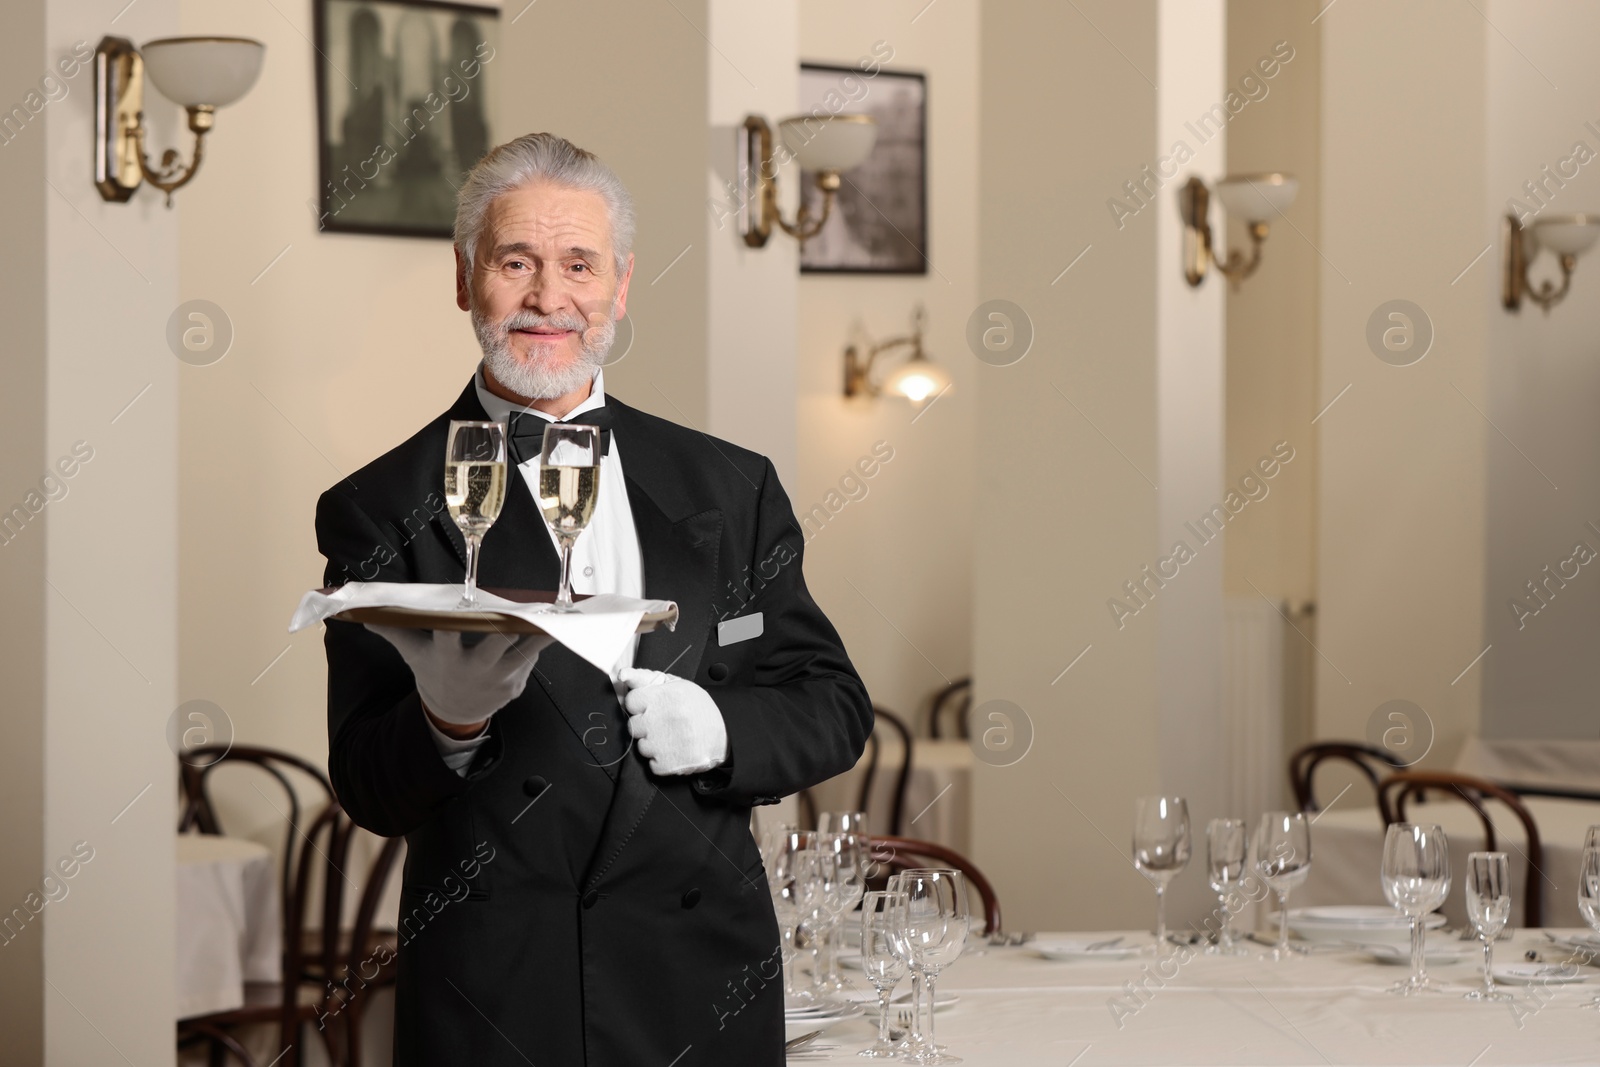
926, 677, 973, 740
1288, 741, 1406, 815
858, 705, 915, 836
866, 834, 1003, 937
1377, 770, 1547, 927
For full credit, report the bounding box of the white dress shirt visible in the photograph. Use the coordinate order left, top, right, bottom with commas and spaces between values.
428, 365, 645, 773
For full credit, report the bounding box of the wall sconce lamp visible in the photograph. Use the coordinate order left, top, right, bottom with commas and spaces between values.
843, 303, 951, 403
739, 113, 877, 249
1180, 172, 1298, 289
1502, 213, 1600, 312
94, 35, 265, 207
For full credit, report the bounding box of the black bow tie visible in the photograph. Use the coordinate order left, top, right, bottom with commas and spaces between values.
506, 406, 613, 466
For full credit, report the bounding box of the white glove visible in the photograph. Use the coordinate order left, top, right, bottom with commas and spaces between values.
619, 667, 729, 776
365, 625, 554, 725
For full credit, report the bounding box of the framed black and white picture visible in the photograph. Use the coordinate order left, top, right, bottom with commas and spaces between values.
312, 0, 499, 238
797, 63, 927, 275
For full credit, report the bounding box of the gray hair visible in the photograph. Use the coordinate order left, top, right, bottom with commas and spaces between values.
453, 132, 636, 276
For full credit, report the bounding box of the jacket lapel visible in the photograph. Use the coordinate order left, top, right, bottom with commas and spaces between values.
581, 402, 723, 890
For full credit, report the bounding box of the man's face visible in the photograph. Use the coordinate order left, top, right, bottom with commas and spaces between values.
456, 180, 633, 398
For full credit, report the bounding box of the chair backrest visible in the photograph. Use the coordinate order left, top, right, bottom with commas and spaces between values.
1288, 741, 1404, 813
857, 706, 914, 836
1377, 770, 1545, 927
866, 834, 1003, 937
927, 678, 972, 740
179, 744, 337, 917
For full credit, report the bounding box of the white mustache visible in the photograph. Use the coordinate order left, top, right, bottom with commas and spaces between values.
500, 310, 588, 335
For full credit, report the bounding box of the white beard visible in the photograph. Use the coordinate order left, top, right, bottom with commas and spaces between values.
474, 298, 619, 399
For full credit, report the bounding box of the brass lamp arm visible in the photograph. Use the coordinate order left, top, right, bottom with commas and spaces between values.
1212, 221, 1268, 288
844, 334, 919, 398
1524, 253, 1577, 312
133, 105, 214, 208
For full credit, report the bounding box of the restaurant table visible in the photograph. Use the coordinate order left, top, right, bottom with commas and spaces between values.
1297, 797, 1600, 929
175, 833, 281, 1019
810, 737, 973, 852
795, 929, 1600, 1064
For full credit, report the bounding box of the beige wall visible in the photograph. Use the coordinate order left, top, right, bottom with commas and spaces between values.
1313, 1, 1488, 763
973, 0, 1165, 932
1223, 0, 1321, 608
796, 0, 978, 725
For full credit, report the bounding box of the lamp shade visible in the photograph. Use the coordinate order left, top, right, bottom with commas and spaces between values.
882, 356, 951, 404
1212, 173, 1298, 223
141, 36, 265, 108
1532, 214, 1600, 258
778, 114, 877, 173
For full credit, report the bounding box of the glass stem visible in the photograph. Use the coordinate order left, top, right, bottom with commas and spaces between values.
1155, 883, 1167, 945
462, 534, 482, 605
923, 970, 939, 1051
908, 970, 925, 1045
555, 539, 575, 609
1410, 914, 1426, 987
1218, 892, 1233, 950
1481, 935, 1494, 994
1276, 889, 1290, 953
781, 925, 796, 998
824, 921, 838, 984
809, 931, 821, 997
876, 984, 893, 1045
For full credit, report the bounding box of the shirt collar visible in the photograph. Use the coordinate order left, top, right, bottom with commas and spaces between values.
473, 363, 607, 426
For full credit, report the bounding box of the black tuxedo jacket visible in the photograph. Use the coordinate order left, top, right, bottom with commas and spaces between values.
314, 380, 872, 1066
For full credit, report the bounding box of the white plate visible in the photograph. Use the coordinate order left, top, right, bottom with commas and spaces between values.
785, 1001, 861, 1020
1031, 939, 1145, 962
1289, 911, 1446, 945
839, 988, 961, 1011
1292, 906, 1413, 925
1492, 963, 1587, 985
782, 1003, 864, 1041
1355, 939, 1474, 966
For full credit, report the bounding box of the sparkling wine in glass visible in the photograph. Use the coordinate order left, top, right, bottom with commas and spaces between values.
536, 423, 601, 611
1381, 822, 1450, 994
444, 420, 508, 608
889, 869, 968, 1066
1133, 796, 1191, 950
1463, 851, 1512, 1002
857, 890, 908, 1059
1206, 817, 1248, 956
1254, 811, 1312, 962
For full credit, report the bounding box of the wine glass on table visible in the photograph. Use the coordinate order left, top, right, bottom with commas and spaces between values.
856, 890, 908, 1059
815, 831, 867, 993
1206, 817, 1248, 955
536, 423, 601, 611
1133, 796, 1191, 951
1463, 851, 1512, 1002
1577, 846, 1600, 1003
801, 843, 842, 1001
1381, 822, 1451, 994
1253, 811, 1312, 961
889, 868, 969, 1065
444, 421, 509, 608
769, 831, 821, 1007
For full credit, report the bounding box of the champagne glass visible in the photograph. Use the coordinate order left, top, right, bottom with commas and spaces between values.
1463, 851, 1512, 1002
819, 811, 869, 836
889, 869, 968, 1065
444, 421, 508, 608
1254, 811, 1312, 961
1206, 818, 1248, 955
1133, 796, 1191, 950
802, 844, 842, 1000
857, 890, 908, 1058
769, 831, 820, 1006
1381, 822, 1451, 994
816, 831, 867, 993
537, 423, 601, 611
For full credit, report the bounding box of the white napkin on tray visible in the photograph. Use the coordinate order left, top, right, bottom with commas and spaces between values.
288, 582, 677, 676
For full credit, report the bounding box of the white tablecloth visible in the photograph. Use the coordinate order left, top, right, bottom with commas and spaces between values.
809, 737, 972, 852
175, 834, 281, 1019
800, 929, 1600, 1064
1297, 797, 1600, 929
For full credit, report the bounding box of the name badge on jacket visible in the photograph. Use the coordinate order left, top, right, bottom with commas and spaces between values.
717, 612, 763, 647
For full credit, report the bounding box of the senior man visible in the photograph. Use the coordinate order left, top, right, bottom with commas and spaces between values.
315, 132, 872, 1065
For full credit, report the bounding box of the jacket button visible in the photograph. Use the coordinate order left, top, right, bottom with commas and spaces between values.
708, 662, 730, 682
582, 890, 600, 909
681, 888, 702, 909
523, 775, 548, 798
